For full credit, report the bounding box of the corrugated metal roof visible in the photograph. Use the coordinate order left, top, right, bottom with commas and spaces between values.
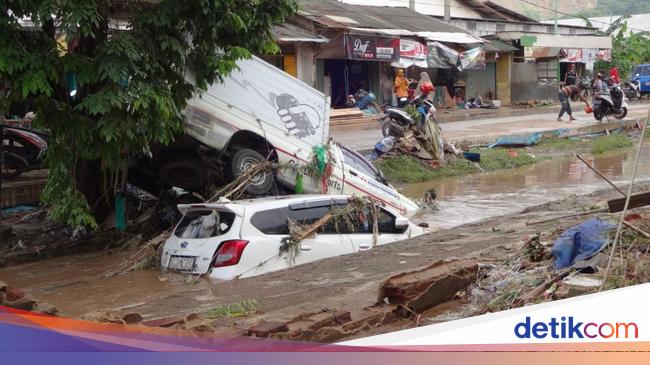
484, 39, 518, 52
297, 0, 471, 34
272, 23, 329, 43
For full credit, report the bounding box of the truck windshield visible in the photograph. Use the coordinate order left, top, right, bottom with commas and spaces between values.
175, 209, 236, 239
339, 145, 385, 184
633, 65, 650, 76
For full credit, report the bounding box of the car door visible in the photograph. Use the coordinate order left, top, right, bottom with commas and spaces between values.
339, 206, 410, 251
238, 199, 350, 278
285, 200, 353, 265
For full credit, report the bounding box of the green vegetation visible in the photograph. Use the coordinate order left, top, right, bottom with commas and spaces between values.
574, 0, 650, 18
537, 133, 635, 155
590, 134, 633, 154
205, 300, 259, 319
1, 0, 296, 227
377, 133, 636, 185
375, 148, 537, 184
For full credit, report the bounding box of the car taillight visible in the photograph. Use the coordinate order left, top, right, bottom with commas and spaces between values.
212, 240, 249, 267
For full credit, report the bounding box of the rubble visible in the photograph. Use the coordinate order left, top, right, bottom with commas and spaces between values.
378, 259, 479, 313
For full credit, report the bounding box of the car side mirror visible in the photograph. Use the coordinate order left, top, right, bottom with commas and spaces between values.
395, 217, 409, 230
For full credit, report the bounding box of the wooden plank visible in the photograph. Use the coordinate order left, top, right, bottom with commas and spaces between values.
607, 191, 650, 213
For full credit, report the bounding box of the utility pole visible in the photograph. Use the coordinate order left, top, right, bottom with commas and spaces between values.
444, 0, 451, 22
553, 0, 558, 34
409, 0, 415, 10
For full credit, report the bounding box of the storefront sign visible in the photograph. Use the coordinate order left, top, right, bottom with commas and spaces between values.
344, 34, 399, 61
563, 49, 583, 62
597, 49, 612, 62
393, 39, 428, 67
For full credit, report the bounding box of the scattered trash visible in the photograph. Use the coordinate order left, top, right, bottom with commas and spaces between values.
552, 219, 616, 270
563, 274, 603, 288
489, 132, 543, 148
1, 205, 37, 216
463, 152, 480, 162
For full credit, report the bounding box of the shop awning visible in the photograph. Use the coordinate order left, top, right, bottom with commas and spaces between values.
483, 39, 518, 52
272, 23, 329, 43
349, 27, 486, 44
418, 32, 485, 44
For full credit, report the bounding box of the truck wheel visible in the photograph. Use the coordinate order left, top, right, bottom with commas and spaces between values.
230, 149, 273, 195
159, 155, 206, 192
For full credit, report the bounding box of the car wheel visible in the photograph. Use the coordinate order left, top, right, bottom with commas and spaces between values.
230, 148, 273, 195
1, 152, 26, 179
159, 154, 206, 192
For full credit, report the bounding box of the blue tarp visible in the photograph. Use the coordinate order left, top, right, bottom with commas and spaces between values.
552, 218, 616, 270
489, 132, 543, 148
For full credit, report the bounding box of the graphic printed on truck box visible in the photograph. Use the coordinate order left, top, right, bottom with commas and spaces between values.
196, 57, 329, 146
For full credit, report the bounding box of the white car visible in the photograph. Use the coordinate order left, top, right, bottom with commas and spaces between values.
161, 195, 428, 280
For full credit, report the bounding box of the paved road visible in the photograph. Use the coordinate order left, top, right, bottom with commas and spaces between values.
331, 102, 650, 151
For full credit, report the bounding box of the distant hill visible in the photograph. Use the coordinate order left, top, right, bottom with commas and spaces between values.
492, 0, 650, 20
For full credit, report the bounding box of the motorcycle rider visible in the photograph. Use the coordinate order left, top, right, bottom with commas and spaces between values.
557, 81, 588, 122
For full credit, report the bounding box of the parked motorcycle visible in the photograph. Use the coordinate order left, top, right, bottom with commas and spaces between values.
1, 125, 48, 179
623, 79, 641, 100
591, 84, 628, 122
381, 83, 435, 138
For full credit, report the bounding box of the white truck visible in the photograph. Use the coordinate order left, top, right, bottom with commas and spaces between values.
152, 56, 418, 217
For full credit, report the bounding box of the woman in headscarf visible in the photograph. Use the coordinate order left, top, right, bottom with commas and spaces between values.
414, 71, 434, 101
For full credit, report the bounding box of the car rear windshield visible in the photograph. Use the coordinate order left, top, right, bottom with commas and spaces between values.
174, 209, 236, 239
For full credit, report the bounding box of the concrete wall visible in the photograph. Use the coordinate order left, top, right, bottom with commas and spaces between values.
296, 44, 315, 87
511, 63, 559, 103
465, 63, 496, 101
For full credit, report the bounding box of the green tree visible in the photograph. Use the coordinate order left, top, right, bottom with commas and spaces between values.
591, 20, 650, 79
1, 0, 296, 227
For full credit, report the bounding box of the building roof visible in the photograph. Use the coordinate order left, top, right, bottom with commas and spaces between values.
297, 0, 471, 34
272, 23, 329, 43
456, 0, 536, 22
483, 39, 518, 52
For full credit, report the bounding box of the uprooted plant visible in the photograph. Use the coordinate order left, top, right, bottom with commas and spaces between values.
279, 196, 381, 265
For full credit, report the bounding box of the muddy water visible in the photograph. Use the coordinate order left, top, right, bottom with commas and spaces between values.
3, 146, 649, 317
0, 250, 211, 317
402, 146, 650, 230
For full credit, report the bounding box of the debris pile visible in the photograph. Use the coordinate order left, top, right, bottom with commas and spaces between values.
0, 281, 57, 315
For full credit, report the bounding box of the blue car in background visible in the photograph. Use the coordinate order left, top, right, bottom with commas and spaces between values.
632, 64, 650, 96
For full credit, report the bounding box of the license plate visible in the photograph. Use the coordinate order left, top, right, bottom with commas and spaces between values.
168, 256, 196, 271
645, 82, 650, 86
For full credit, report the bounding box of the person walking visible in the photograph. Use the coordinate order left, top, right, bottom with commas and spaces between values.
558, 82, 588, 122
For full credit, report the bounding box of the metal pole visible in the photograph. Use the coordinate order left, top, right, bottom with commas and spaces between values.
553, 0, 558, 34
444, 0, 451, 22
576, 154, 627, 197
409, 0, 415, 10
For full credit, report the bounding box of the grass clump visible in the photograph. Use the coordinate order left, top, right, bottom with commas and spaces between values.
375, 148, 537, 184
590, 133, 633, 154
205, 300, 259, 319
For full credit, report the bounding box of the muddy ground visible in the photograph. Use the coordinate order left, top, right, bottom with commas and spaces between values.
2, 178, 649, 341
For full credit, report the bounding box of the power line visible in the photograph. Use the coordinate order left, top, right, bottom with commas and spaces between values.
516, 0, 648, 33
